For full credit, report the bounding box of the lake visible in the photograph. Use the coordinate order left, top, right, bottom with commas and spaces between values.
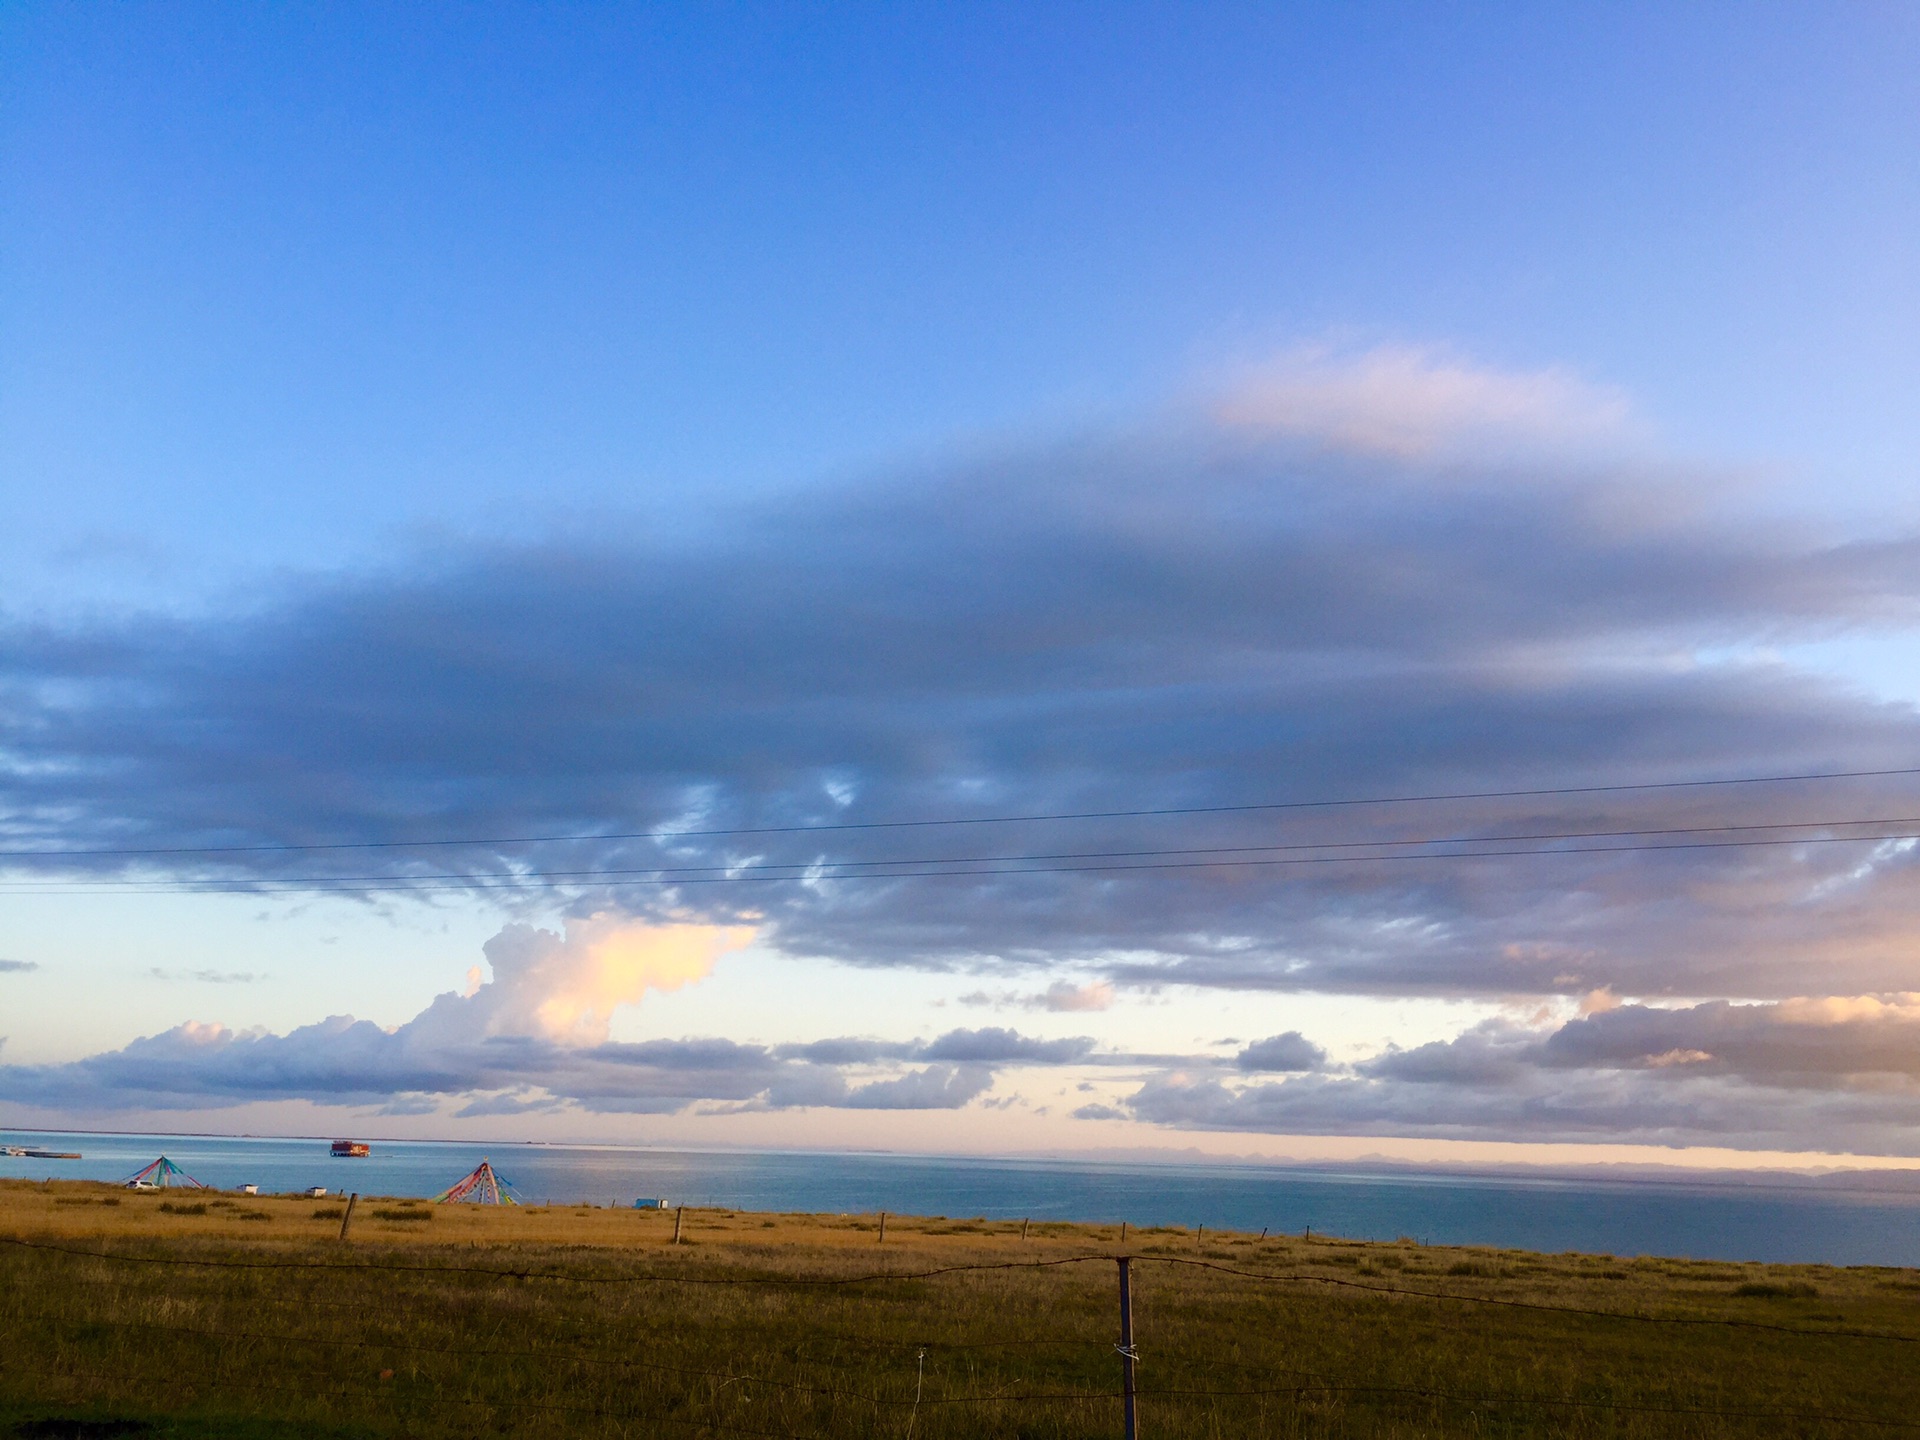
7, 1129, 1920, 1266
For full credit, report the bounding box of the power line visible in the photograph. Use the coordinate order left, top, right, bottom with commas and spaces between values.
3, 763, 1916, 860
5, 811, 1916, 890
7, 826, 1918, 895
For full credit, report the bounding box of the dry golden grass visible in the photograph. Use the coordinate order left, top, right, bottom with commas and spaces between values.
5, 1178, 1920, 1438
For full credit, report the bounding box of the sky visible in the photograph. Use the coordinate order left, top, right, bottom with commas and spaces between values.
5, 2, 1920, 1169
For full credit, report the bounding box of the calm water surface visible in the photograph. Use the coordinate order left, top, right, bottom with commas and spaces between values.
7, 1130, 1919, 1267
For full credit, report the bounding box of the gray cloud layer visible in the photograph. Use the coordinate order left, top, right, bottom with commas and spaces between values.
5, 414, 1920, 1009
1237, 1031, 1327, 1072
1124, 999, 1920, 1155
0, 1013, 1085, 1119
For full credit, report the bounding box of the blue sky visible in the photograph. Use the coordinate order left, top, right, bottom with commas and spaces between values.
5, 3, 1920, 1166
8, 2, 1919, 605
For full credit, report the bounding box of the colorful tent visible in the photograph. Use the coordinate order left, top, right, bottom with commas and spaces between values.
123, 1156, 206, 1189
434, 1158, 519, 1205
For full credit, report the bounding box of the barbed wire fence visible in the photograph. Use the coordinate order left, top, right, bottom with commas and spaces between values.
4, 1232, 1919, 1437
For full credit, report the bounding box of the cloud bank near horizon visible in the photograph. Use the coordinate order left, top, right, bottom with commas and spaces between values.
0, 918, 1095, 1119
1115, 994, 1920, 1156
9, 916, 1920, 1153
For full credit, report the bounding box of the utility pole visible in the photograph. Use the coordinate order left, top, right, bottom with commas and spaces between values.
1117, 1256, 1139, 1440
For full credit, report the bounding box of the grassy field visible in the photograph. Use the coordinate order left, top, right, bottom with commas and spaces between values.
4, 1179, 1919, 1438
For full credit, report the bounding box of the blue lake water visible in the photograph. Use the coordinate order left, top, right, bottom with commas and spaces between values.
7, 1129, 1920, 1268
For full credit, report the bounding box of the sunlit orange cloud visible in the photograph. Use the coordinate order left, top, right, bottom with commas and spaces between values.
1771, 993, 1920, 1025
528, 916, 756, 1045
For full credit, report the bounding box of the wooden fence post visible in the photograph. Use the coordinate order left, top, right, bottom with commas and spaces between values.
673, 1206, 684, 1244
1117, 1256, 1139, 1440
878, 1211, 887, 1243
338, 1193, 357, 1242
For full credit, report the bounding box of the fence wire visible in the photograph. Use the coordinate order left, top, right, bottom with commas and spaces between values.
5, 1227, 1918, 1436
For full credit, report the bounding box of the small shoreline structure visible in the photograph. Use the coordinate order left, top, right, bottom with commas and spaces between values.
434, 1157, 519, 1205
122, 1156, 206, 1190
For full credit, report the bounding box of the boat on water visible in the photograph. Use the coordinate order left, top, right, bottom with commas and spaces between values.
2, 1146, 80, 1159
330, 1140, 370, 1158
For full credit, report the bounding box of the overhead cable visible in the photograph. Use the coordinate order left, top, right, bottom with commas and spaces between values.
3, 763, 1917, 860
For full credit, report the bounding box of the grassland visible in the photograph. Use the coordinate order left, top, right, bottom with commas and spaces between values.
4, 1179, 1919, 1438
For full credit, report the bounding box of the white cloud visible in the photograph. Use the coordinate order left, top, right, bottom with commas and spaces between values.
1214, 343, 1636, 460
406, 915, 754, 1048
955, 980, 1116, 1011
147, 969, 264, 984
1040, 981, 1114, 1012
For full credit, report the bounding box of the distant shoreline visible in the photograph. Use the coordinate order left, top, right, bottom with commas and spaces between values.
8, 1123, 1920, 1199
